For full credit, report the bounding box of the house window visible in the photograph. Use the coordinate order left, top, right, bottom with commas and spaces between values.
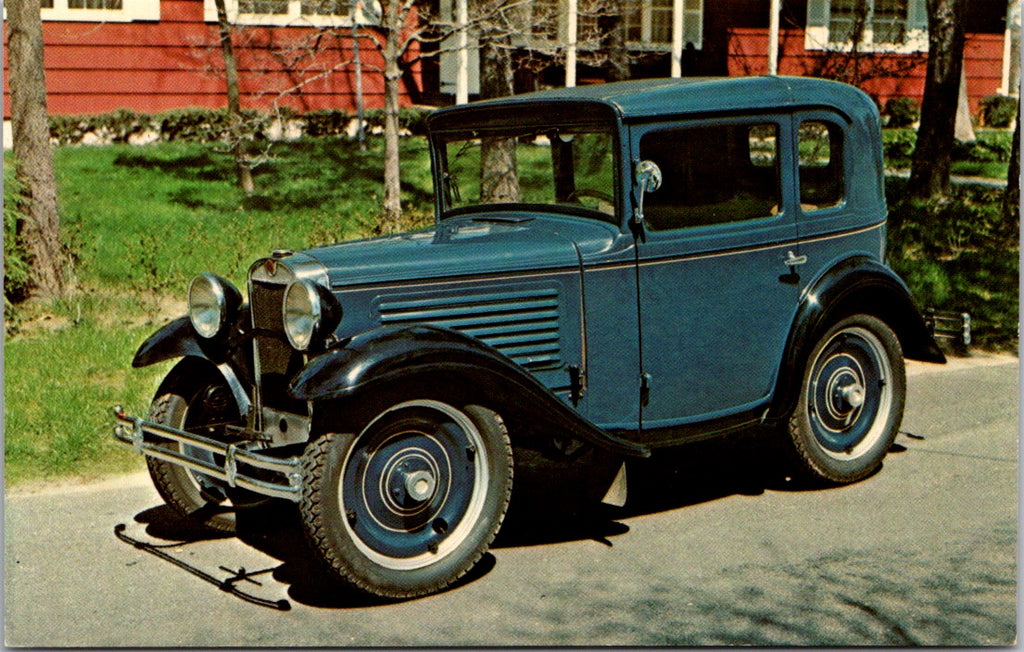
624, 0, 702, 50
526, 0, 603, 45
205, 0, 378, 26
40, 0, 158, 21
806, 0, 927, 52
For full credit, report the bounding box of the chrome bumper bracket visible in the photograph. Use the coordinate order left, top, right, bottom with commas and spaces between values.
112, 407, 303, 502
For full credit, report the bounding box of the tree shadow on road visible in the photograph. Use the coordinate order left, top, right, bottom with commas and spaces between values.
124, 428, 900, 609
129, 498, 497, 609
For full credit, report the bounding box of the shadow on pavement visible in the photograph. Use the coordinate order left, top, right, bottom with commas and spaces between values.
126, 428, 903, 609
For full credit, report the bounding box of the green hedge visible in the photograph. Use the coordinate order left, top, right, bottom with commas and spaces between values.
48, 106, 434, 146
883, 129, 1016, 164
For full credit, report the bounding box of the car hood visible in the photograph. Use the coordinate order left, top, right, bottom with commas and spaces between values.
299, 215, 620, 288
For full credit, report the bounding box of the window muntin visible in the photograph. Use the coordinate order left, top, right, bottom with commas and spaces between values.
638, 122, 781, 232
440, 126, 617, 223
806, 0, 926, 52
798, 121, 845, 212
40, 0, 157, 21
624, 0, 703, 49
204, 0, 377, 26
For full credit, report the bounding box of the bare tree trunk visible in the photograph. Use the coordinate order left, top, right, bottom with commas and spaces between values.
380, 0, 405, 231
1003, 103, 1020, 222
479, 35, 519, 203
908, 0, 967, 199
599, 0, 630, 82
214, 0, 255, 196
8, 0, 66, 299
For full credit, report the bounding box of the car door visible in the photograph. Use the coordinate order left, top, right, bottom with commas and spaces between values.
632, 115, 800, 436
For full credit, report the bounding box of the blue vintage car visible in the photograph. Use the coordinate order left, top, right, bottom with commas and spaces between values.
114, 76, 945, 599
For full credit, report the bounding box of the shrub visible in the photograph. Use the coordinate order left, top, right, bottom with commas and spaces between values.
885, 97, 920, 128
882, 129, 917, 162
886, 177, 1018, 350
980, 95, 1018, 128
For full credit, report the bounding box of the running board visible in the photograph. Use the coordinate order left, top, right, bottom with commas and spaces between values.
113, 524, 291, 611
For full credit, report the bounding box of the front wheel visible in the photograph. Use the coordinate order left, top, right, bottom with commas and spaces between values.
146, 360, 249, 533
784, 314, 906, 485
300, 400, 513, 598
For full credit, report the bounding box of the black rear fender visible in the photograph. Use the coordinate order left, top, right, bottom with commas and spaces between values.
289, 325, 650, 459
768, 256, 945, 422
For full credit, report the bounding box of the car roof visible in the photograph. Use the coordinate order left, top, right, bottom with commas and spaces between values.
428, 76, 876, 128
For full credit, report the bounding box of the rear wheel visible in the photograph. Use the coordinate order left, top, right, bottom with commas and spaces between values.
146, 360, 249, 533
300, 399, 513, 598
784, 314, 906, 484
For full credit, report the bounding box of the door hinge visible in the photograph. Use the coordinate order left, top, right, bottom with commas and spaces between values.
568, 364, 586, 406
640, 372, 652, 407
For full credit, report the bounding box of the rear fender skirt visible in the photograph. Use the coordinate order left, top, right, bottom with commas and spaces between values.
289, 324, 651, 458
767, 255, 945, 422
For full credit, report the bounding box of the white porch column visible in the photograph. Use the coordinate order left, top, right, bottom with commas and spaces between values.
456, 0, 469, 104
671, 0, 683, 77
566, 0, 578, 87
999, 0, 1021, 95
767, 0, 781, 75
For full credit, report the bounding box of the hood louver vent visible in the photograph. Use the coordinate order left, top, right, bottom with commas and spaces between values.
378, 288, 562, 370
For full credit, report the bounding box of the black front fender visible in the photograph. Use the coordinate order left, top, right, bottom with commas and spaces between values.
289, 325, 650, 458
132, 316, 208, 368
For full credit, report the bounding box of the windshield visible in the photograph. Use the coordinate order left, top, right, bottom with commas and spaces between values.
437, 125, 617, 223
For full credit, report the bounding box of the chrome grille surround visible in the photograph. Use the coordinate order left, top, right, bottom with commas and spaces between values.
247, 254, 329, 425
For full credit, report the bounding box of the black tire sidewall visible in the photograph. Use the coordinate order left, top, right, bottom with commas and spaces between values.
789, 314, 906, 484
300, 401, 512, 598
145, 359, 244, 533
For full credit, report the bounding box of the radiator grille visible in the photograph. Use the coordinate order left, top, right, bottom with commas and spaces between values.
250, 280, 306, 414
378, 288, 562, 369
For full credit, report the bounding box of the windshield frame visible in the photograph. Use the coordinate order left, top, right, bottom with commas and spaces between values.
428, 101, 624, 226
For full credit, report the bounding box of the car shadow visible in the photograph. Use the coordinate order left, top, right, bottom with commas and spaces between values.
125, 428, 902, 608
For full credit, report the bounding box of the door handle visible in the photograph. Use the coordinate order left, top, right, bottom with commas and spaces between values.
784, 250, 808, 267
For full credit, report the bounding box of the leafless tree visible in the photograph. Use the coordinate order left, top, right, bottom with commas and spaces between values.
7, 0, 67, 298
213, 0, 257, 196
908, 0, 968, 199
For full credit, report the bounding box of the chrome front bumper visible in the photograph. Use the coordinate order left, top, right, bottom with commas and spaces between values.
111, 407, 303, 501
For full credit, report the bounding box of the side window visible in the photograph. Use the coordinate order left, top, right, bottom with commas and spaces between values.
798, 121, 845, 211
638, 122, 780, 232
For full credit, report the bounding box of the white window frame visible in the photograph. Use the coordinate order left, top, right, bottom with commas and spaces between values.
203, 0, 379, 27
39, 0, 160, 22
625, 0, 703, 51
805, 0, 928, 54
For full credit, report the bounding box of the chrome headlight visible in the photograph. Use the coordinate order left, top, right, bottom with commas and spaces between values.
188, 273, 241, 339
283, 279, 341, 351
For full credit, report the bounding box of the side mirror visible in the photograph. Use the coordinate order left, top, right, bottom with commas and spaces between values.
633, 160, 662, 225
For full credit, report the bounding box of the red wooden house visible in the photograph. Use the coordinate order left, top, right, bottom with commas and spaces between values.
2, 0, 1018, 123
3, 0, 417, 120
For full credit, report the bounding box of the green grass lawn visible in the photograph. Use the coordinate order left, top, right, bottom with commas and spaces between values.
5, 137, 435, 488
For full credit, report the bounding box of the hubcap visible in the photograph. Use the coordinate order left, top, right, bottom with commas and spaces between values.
807, 327, 892, 459
341, 400, 489, 570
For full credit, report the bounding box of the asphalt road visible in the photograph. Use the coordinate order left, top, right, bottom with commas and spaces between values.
5, 355, 1019, 646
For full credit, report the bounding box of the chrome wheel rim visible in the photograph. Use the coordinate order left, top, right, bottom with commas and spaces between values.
807, 326, 893, 460
340, 400, 489, 570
